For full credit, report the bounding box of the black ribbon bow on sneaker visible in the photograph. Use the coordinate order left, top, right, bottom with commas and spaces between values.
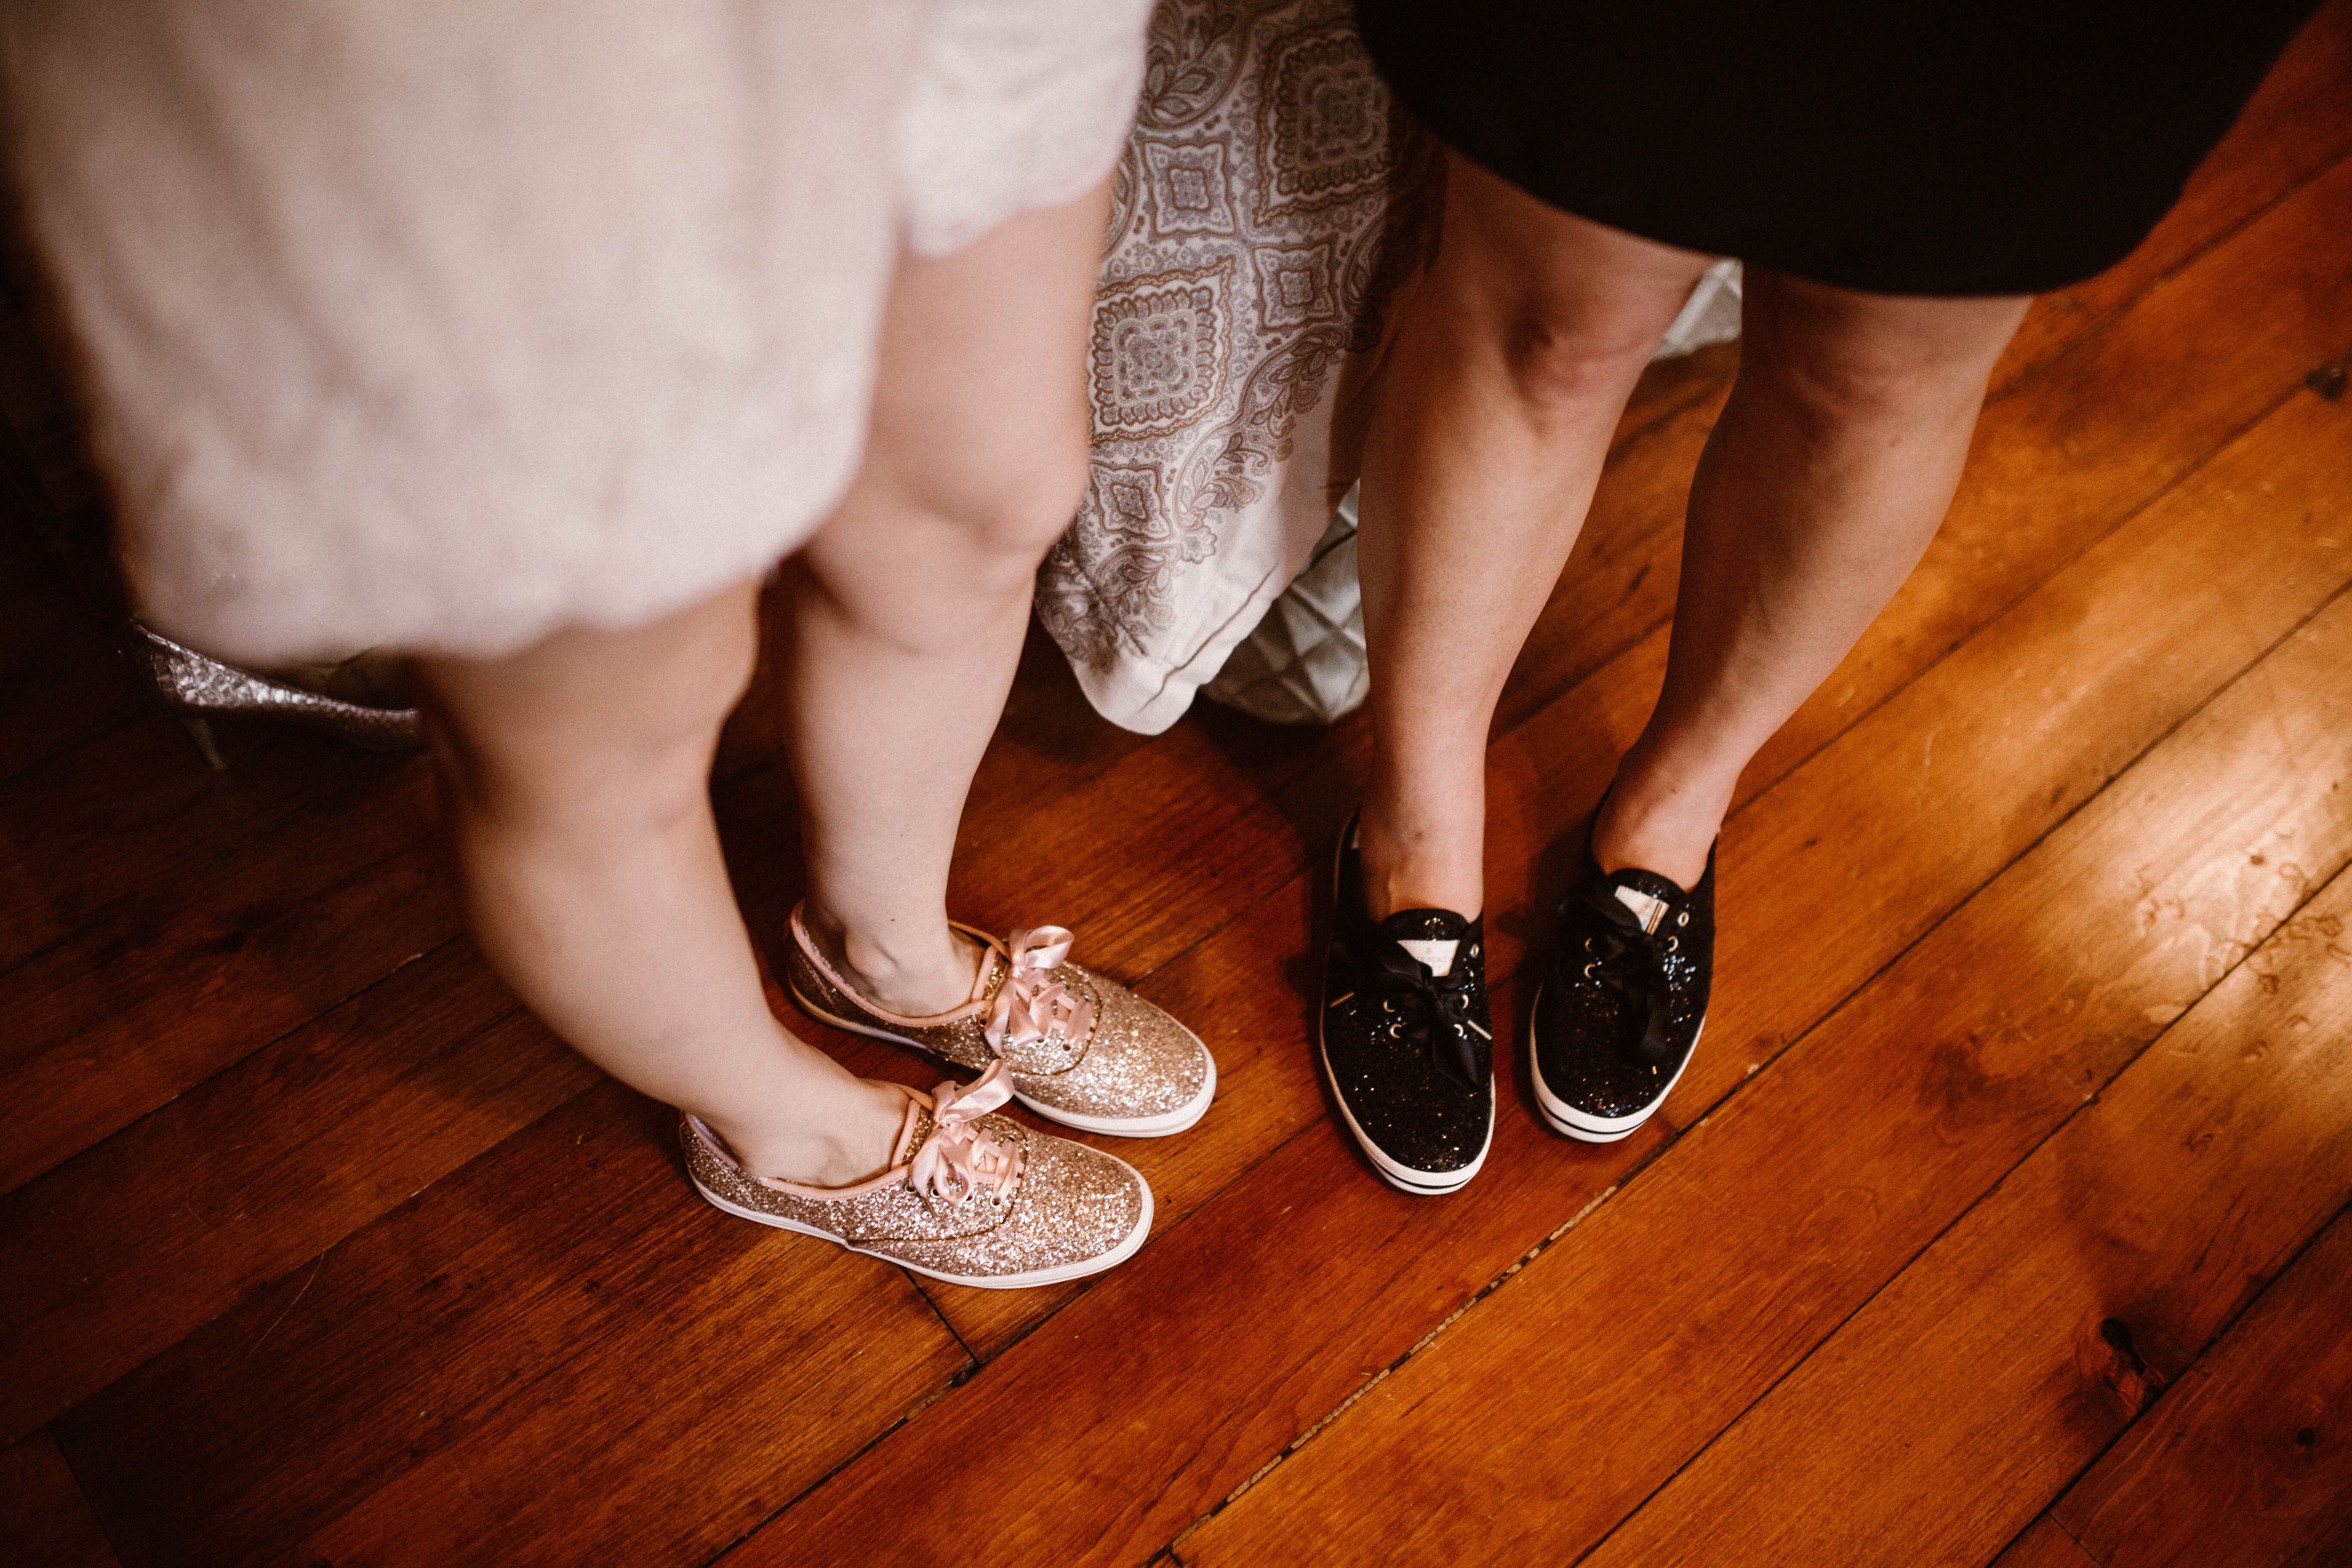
1372, 944, 1488, 1092
1576, 883, 1674, 1066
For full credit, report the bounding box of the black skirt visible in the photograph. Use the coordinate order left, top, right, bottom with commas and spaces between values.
1352, 1, 2322, 296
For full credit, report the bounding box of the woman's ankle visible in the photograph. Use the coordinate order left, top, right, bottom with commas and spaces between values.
711, 1076, 909, 1186
1357, 793, 1485, 921
799, 900, 982, 1017
1591, 756, 1735, 890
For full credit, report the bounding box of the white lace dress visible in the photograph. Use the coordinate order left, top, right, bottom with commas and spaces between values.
0, 0, 1152, 664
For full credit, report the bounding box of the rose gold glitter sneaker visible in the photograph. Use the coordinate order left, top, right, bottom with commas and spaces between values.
682, 1065, 1152, 1289
785, 902, 1216, 1137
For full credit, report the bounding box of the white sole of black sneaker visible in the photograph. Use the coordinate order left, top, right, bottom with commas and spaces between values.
790, 983, 1217, 1138
1317, 1028, 1493, 1194
691, 1175, 1154, 1289
1527, 981, 1704, 1143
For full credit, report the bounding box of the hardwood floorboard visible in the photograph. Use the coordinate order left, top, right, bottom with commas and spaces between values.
1728, 143, 2352, 810
1990, 0, 2352, 388
1, 15, 2341, 1564
0, 798, 457, 1196
0, 713, 417, 978
1989, 1519, 2102, 1568
1172, 480, 2352, 1567
2049, 1205, 2352, 1568
1574, 867, 2352, 1568
722, 331, 2352, 1565
0, 1430, 118, 1568
0, 943, 594, 1442
912, 316, 2352, 1359
52, 1081, 969, 1568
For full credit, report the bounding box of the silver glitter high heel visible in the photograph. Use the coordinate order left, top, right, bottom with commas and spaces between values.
129, 621, 423, 766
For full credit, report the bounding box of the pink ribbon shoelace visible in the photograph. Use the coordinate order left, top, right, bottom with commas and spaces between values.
982, 926, 1096, 1059
908, 1062, 1024, 1205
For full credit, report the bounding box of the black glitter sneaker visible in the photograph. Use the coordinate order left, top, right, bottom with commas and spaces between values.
1319, 812, 1495, 1194
1529, 823, 1715, 1143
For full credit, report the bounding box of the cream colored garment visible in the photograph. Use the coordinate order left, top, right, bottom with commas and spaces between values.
1037, 0, 1423, 735
0, 0, 1149, 664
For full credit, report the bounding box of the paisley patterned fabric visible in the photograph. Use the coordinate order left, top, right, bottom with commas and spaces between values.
1041, 0, 1748, 735
1038, 0, 1443, 735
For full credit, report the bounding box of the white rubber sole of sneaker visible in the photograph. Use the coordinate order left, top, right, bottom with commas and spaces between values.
1527, 982, 1704, 1143
1317, 1030, 1493, 1196
691, 1175, 1154, 1290
789, 983, 1218, 1138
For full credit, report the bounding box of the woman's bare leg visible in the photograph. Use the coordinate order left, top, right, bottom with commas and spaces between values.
415, 585, 907, 1184
1360, 157, 2030, 910
786, 182, 1109, 1014
410, 181, 1114, 1183
1357, 155, 1712, 920
1593, 272, 2031, 887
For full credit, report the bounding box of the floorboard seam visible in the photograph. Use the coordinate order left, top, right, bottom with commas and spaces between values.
1557, 851, 2352, 1568
1115, 547, 2352, 1560
0, 756, 438, 990
1985, 140, 2352, 409
0, 928, 462, 1204
44, 1418, 137, 1568
2018, 1184, 2352, 1568
905, 1267, 978, 1365
698, 1358, 977, 1568
2047, 1511, 2100, 1568
1164, 1174, 1637, 1560
803, 419, 2352, 1562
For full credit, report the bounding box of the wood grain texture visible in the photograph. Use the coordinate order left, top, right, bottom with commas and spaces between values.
1178, 466, 2352, 1568
1735, 144, 2352, 811
0, 943, 594, 1442
54, 1081, 968, 1568
2, 17, 2345, 1566
1992, 0, 2352, 387
1574, 871, 2352, 1568
909, 146, 2352, 1360
0, 1430, 118, 1568
1989, 1518, 2101, 1568
0, 805, 459, 1196
2052, 1207, 2352, 1568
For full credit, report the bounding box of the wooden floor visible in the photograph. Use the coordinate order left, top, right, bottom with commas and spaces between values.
6, 12, 2352, 1565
